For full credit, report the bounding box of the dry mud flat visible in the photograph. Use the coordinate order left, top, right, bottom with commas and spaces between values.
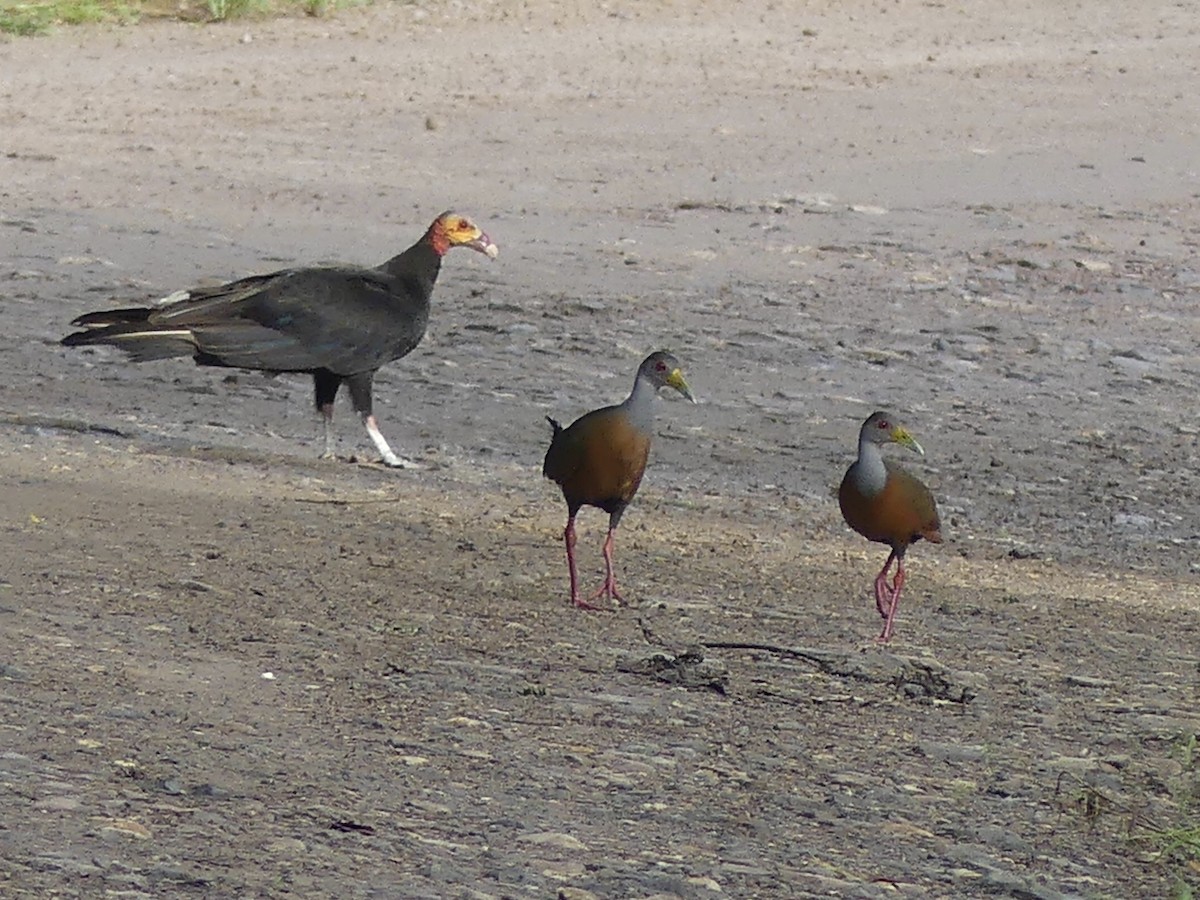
2, 444, 1199, 899
3, 1, 1200, 898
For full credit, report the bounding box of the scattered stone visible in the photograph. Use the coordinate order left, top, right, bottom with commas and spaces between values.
266, 837, 307, 854
557, 888, 600, 900
146, 863, 212, 887
1111, 512, 1154, 530
103, 819, 152, 839
970, 824, 1033, 855
30, 853, 102, 877
330, 820, 376, 835
37, 795, 82, 811
918, 741, 986, 763
191, 782, 231, 799
518, 832, 589, 852
1064, 674, 1114, 688
1108, 356, 1155, 377
0, 663, 31, 681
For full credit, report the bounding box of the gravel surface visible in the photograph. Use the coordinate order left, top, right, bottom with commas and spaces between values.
2, 2, 1199, 896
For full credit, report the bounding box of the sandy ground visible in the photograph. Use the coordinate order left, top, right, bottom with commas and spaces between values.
2, 1, 1200, 897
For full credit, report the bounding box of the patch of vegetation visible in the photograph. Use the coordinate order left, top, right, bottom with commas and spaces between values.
0, 0, 347, 34
1180, 732, 1198, 773
0, 0, 152, 32
1136, 733, 1200, 897
204, 0, 266, 21
1055, 733, 1200, 895
0, 3, 58, 33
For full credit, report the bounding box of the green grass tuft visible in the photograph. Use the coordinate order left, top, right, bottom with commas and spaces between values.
0, 0, 143, 32
1141, 733, 1200, 895
0, 3, 57, 33
0, 0, 355, 33
204, 0, 267, 22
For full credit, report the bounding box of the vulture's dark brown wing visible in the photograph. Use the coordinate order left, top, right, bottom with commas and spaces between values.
65, 264, 432, 375
167, 266, 431, 375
